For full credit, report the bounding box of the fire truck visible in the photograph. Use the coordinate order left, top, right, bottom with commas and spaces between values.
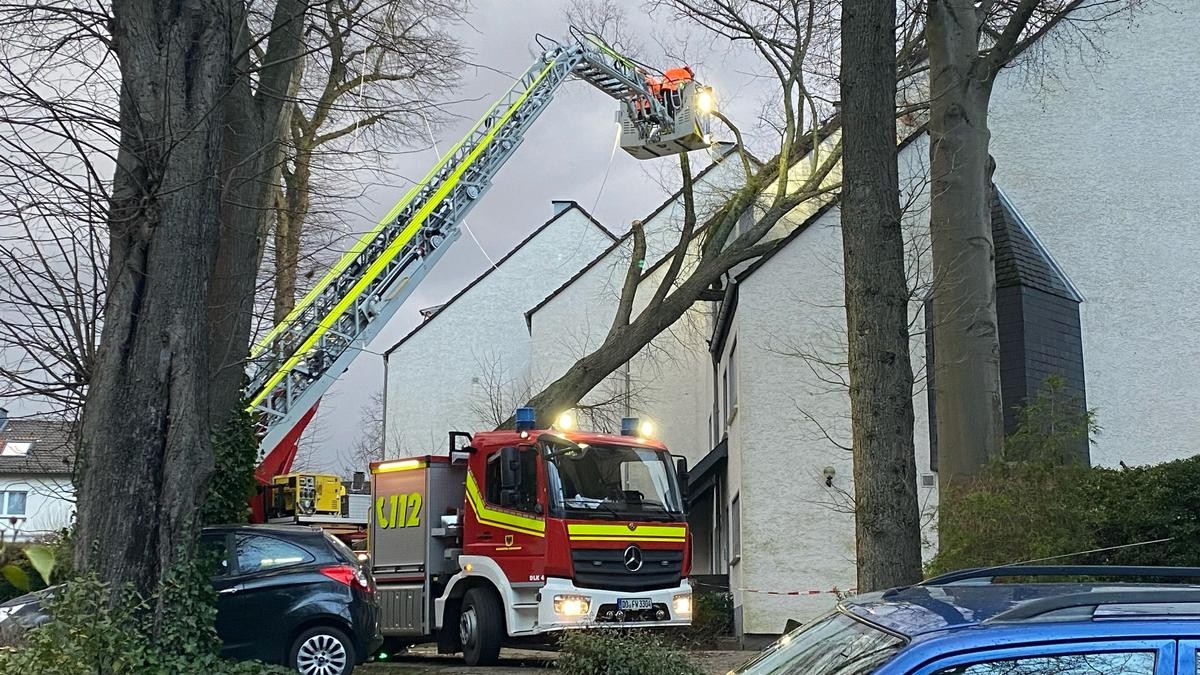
369, 409, 692, 665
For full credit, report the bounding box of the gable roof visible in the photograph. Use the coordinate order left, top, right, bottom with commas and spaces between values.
0, 417, 76, 476
523, 142, 755, 327
383, 201, 615, 356
992, 186, 1082, 301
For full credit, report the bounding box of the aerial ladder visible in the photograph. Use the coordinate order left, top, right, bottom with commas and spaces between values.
244, 32, 716, 522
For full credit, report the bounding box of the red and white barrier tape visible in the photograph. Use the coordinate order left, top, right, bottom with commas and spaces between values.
737, 587, 857, 596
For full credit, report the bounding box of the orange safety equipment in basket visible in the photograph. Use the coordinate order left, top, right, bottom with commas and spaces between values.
660, 66, 695, 91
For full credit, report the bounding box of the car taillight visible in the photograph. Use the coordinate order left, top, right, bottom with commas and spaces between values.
320, 564, 371, 591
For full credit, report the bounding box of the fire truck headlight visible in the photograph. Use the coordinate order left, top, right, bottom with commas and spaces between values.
672, 593, 692, 615
556, 411, 575, 430
553, 594, 591, 617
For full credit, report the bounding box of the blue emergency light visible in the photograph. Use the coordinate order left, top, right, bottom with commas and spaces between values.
621, 417, 639, 436
515, 407, 536, 431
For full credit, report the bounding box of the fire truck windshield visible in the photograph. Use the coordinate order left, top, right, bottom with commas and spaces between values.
542, 439, 684, 521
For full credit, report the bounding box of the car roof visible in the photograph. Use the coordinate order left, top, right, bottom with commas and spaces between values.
842, 566, 1200, 638
203, 523, 327, 538
845, 583, 1200, 636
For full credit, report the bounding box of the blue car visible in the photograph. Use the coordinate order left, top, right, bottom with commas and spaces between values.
731, 565, 1200, 675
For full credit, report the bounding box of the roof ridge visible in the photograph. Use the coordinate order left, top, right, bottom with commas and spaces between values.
383, 201, 611, 356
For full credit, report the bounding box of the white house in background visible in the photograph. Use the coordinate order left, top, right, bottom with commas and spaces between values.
0, 409, 75, 542
378, 0, 1200, 644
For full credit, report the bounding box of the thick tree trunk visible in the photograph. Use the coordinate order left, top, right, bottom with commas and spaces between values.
840, 0, 923, 592
75, 0, 233, 598
927, 0, 1004, 489
274, 159, 311, 324
208, 0, 306, 426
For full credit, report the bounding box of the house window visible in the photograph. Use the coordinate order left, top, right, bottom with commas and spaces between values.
724, 340, 738, 424
0, 490, 27, 517
0, 442, 31, 457
730, 493, 741, 562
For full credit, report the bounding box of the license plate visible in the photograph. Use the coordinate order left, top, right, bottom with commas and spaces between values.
617, 598, 653, 611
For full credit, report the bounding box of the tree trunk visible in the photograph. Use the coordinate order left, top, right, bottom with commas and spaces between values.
840, 0, 923, 592
927, 0, 1004, 489
208, 0, 306, 426
75, 0, 233, 599
274, 157, 311, 324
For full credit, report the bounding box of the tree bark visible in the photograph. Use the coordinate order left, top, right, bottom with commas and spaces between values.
75, 0, 233, 599
208, 0, 307, 426
274, 155, 311, 324
840, 0, 923, 592
927, 0, 1004, 488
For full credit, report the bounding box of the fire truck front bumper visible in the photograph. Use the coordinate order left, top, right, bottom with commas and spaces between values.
535, 577, 693, 632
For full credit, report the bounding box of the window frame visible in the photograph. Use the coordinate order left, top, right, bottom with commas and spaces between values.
729, 492, 741, 565
903, 639, 1176, 675
0, 489, 28, 517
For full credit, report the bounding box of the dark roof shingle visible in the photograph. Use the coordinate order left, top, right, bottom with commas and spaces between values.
992, 186, 1081, 301
0, 417, 76, 476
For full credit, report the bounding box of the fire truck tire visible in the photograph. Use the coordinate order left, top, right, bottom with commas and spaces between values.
460, 587, 503, 666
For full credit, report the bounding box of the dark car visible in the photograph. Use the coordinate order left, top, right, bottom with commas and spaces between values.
732, 565, 1200, 675
0, 524, 382, 675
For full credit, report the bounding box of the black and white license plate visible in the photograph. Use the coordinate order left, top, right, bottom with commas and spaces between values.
617, 598, 653, 611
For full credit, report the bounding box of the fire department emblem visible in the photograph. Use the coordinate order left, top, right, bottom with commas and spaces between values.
505, 534, 514, 547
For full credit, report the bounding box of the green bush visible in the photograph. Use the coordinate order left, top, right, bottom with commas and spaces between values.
687, 591, 733, 641
931, 376, 1200, 575
558, 629, 704, 675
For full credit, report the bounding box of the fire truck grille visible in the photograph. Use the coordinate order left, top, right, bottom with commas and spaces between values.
571, 548, 683, 592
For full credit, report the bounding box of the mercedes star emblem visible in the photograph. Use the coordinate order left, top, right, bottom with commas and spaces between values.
623, 545, 644, 572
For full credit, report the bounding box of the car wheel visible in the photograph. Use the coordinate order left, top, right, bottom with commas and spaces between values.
290, 625, 356, 675
459, 587, 503, 666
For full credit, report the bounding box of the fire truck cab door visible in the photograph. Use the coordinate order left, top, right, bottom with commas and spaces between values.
468, 446, 547, 583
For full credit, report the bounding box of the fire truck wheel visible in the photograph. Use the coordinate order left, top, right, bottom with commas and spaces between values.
290, 625, 356, 675
460, 587, 503, 666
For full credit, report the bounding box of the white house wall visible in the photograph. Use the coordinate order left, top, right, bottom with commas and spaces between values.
728, 136, 937, 636
382, 207, 615, 455
986, 0, 1200, 466
0, 475, 73, 542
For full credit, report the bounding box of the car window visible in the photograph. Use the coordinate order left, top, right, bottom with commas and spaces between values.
932, 651, 1156, 674
730, 610, 903, 675
200, 533, 229, 577
234, 534, 314, 574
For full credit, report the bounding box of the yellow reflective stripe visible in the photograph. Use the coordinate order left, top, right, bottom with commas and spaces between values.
566, 523, 686, 540
569, 536, 685, 543
247, 62, 558, 410
465, 471, 545, 537
252, 84, 521, 358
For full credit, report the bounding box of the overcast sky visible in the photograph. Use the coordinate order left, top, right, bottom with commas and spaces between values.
299, 0, 779, 471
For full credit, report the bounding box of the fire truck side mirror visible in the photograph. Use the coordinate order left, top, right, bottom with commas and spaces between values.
675, 456, 690, 505
499, 446, 521, 491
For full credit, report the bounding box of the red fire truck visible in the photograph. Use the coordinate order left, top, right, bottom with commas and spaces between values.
368, 409, 692, 665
